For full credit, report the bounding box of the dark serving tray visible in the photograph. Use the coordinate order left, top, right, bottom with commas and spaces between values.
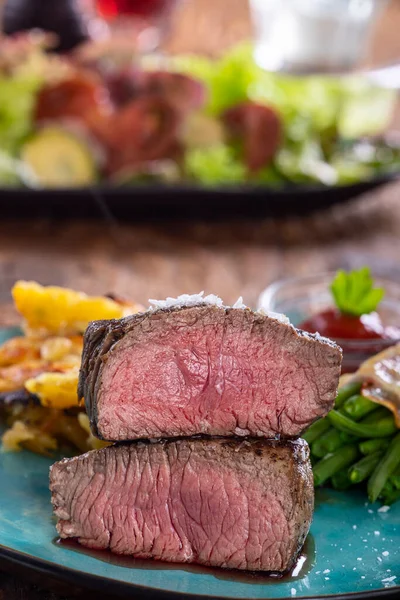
0, 174, 397, 221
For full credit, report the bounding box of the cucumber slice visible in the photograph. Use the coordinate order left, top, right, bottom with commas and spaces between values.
21, 127, 97, 188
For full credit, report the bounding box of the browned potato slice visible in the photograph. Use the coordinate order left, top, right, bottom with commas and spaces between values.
0, 360, 50, 392
2, 420, 57, 455
25, 369, 80, 409
12, 281, 142, 336
0, 337, 41, 367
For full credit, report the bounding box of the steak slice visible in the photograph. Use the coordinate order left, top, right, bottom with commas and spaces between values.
50, 437, 313, 572
79, 303, 342, 441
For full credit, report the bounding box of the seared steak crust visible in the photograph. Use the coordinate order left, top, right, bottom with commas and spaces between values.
79, 304, 342, 441
50, 437, 313, 573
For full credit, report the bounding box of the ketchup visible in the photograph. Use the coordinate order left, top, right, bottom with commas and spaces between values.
298, 308, 400, 340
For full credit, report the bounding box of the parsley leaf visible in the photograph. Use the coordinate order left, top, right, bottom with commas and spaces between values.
330, 267, 385, 316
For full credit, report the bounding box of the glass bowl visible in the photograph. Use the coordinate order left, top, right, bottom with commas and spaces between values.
258, 272, 400, 373
249, 0, 389, 74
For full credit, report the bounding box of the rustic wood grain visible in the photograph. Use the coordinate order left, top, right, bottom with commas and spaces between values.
1, 1, 400, 599
0, 180, 400, 328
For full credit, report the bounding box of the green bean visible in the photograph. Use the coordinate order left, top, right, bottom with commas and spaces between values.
335, 381, 362, 408
331, 469, 353, 490
360, 407, 390, 424
303, 418, 330, 444
328, 410, 397, 438
381, 466, 400, 495
368, 433, 400, 502
343, 395, 380, 421
359, 438, 391, 455
312, 428, 354, 458
382, 479, 395, 496
381, 488, 400, 505
381, 470, 400, 506
349, 452, 383, 484
312, 428, 334, 458
390, 468, 400, 490
313, 444, 360, 487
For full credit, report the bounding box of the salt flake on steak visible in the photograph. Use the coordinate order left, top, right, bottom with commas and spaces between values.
232, 296, 247, 309
147, 292, 290, 321
148, 292, 249, 311
257, 307, 291, 325
148, 291, 224, 310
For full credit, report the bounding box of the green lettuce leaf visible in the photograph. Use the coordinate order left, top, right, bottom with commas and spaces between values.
172, 43, 261, 116
0, 70, 42, 155
330, 267, 385, 316
184, 145, 246, 184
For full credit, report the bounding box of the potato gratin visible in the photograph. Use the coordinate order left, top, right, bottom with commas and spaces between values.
0, 281, 142, 455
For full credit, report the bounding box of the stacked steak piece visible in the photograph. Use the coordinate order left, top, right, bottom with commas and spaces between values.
50, 297, 342, 573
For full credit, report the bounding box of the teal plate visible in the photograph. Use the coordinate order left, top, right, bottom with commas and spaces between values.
0, 328, 399, 600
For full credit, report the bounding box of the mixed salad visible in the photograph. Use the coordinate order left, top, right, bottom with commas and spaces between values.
1, 34, 400, 189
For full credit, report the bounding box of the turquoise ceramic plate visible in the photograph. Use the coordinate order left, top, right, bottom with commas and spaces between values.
0, 328, 399, 599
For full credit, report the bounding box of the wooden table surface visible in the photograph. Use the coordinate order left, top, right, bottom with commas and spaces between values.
1, 1, 400, 598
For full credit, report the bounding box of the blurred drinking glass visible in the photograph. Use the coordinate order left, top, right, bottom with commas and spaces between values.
84, 0, 180, 53
250, 0, 389, 74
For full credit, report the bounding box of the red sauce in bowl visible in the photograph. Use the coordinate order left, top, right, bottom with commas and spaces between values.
299, 308, 400, 341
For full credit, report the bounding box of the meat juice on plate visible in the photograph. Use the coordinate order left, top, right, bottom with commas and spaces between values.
55, 535, 315, 582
